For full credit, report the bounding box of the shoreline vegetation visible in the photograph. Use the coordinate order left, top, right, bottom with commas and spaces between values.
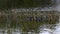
0, 10, 59, 33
